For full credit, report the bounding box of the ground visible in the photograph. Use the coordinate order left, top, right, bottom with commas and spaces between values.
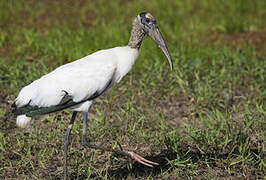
0, 0, 265, 179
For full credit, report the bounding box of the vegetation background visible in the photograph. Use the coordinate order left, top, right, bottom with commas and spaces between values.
0, 0, 265, 179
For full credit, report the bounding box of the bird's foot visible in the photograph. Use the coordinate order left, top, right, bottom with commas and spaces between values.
81, 138, 159, 167
127, 151, 159, 167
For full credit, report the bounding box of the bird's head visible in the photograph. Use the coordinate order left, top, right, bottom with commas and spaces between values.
137, 12, 173, 71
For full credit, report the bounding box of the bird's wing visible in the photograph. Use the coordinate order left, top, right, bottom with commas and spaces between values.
13, 51, 118, 116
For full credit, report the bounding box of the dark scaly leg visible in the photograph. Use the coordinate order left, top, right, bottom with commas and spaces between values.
81, 112, 88, 146
81, 112, 158, 167
64, 111, 77, 180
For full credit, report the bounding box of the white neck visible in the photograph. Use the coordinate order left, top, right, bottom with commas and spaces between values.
113, 46, 139, 82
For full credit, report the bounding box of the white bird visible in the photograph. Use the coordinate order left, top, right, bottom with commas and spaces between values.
12, 12, 173, 179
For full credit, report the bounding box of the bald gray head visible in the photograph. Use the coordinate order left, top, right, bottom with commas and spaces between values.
128, 12, 173, 71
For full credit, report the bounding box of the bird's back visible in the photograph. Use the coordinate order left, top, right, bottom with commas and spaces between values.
14, 48, 120, 109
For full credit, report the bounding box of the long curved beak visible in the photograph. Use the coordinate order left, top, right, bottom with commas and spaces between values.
148, 25, 173, 71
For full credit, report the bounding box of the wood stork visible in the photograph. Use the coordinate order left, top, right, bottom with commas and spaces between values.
12, 12, 173, 179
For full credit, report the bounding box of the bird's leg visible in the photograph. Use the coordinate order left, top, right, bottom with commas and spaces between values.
81, 112, 158, 167
81, 112, 89, 146
64, 111, 77, 180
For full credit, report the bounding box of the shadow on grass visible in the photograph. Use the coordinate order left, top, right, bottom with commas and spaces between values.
71, 147, 260, 179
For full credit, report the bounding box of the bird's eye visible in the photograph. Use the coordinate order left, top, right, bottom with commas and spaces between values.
146, 18, 151, 24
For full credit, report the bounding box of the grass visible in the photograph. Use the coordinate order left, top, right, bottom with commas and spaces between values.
0, 0, 265, 179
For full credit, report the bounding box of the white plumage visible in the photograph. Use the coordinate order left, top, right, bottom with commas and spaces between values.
16, 115, 31, 128
15, 46, 139, 127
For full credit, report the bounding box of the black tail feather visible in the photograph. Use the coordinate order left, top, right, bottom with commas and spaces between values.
11, 101, 17, 108
12, 90, 104, 117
